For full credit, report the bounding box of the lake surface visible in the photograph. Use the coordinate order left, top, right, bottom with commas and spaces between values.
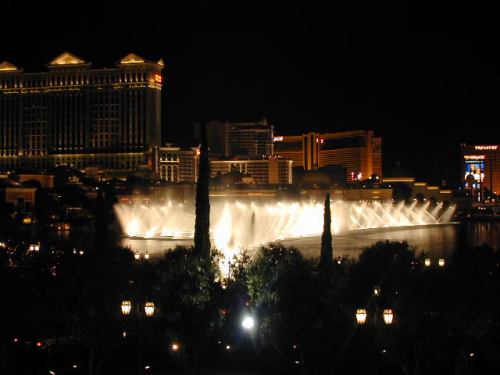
121, 222, 500, 259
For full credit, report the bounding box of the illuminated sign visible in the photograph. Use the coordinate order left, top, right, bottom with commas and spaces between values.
273, 136, 283, 142
154, 74, 163, 83
474, 145, 498, 150
464, 159, 485, 189
464, 155, 485, 160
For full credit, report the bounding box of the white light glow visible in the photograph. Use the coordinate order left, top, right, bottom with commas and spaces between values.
241, 316, 255, 330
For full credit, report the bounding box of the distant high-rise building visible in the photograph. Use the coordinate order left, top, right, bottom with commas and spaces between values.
206, 119, 274, 157
273, 130, 382, 182
0, 52, 164, 171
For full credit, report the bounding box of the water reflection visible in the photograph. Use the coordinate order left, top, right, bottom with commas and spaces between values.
121, 222, 500, 259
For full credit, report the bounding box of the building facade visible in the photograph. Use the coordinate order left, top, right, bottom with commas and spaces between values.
0, 52, 163, 171
155, 145, 292, 185
206, 119, 274, 157
273, 130, 382, 182
210, 157, 292, 185
461, 144, 500, 201
155, 145, 199, 183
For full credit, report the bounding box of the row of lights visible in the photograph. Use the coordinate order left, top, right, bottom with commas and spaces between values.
121, 300, 155, 317
134, 252, 150, 260
425, 258, 446, 267
28, 243, 40, 252
355, 309, 394, 325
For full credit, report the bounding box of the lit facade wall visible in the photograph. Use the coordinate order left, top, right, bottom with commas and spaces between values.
274, 130, 382, 181
461, 144, 500, 200
318, 131, 375, 182
210, 158, 292, 185
272, 134, 307, 168
0, 52, 163, 171
155, 146, 199, 183
3, 187, 37, 210
155, 146, 292, 185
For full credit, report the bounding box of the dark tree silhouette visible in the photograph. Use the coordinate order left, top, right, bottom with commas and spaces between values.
194, 121, 211, 259
320, 193, 333, 278
156, 246, 219, 374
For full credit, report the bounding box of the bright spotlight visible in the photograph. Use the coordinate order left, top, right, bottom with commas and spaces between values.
241, 316, 255, 330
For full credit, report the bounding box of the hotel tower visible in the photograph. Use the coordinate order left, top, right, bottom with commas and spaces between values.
0, 52, 163, 171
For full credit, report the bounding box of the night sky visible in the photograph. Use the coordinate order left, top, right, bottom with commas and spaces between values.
2, 2, 500, 186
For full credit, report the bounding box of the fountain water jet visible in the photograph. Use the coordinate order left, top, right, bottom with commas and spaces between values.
115, 200, 455, 260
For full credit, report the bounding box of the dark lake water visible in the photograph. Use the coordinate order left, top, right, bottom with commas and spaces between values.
121, 222, 500, 259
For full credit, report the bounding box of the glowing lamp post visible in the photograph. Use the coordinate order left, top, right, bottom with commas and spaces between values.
121, 300, 132, 315
373, 286, 381, 296
241, 316, 255, 331
438, 258, 445, 267
424, 258, 431, 267
383, 309, 394, 325
134, 252, 150, 260
355, 309, 367, 324
171, 342, 180, 352
29, 243, 40, 252
144, 302, 155, 317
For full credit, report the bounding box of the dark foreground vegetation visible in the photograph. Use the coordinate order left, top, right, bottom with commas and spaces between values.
0, 237, 499, 375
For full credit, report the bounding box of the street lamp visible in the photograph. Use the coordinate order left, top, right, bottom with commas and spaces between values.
355, 309, 367, 324
144, 302, 155, 317
424, 258, 431, 267
383, 309, 394, 325
134, 251, 151, 260
373, 286, 381, 296
121, 300, 132, 315
171, 342, 180, 352
241, 315, 255, 330
28, 243, 40, 252
438, 258, 445, 267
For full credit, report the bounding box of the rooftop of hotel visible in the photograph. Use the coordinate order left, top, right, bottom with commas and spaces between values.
0, 52, 164, 73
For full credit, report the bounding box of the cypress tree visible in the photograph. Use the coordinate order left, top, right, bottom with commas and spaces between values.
320, 193, 333, 276
194, 121, 211, 258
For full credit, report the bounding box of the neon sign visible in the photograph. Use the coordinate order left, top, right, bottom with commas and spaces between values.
464, 155, 485, 160
154, 74, 163, 83
273, 136, 283, 142
474, 145, 497, 150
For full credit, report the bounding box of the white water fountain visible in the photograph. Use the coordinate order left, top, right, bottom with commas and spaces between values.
115, 200, 455, 264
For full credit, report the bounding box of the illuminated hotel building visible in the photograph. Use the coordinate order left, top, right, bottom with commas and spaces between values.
155, 145, 199, 183
206, 119, 274, 157
461, 144, 500, 201
273, 130, 382, 182
155, 145, 292, 185
0, 52, 163, 171
210, 157, 292, 185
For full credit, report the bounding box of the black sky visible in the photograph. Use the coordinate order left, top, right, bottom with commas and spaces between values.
2, 2, 500, 186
